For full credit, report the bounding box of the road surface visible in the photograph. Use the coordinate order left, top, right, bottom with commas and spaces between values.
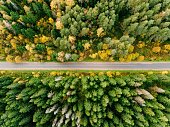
0, 62, 169, 70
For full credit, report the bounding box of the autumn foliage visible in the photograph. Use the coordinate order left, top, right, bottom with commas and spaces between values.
0, 0, 170, 62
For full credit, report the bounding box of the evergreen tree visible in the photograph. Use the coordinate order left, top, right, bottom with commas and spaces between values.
0, 72, 170, 126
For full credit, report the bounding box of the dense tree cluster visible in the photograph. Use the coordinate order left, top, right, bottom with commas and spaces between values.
0, 71, 170, 127
0, 0, 170, 62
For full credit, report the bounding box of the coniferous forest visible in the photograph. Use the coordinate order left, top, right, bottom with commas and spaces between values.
0, 71, 170, 127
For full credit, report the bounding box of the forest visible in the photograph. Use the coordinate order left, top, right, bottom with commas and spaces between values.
0, 0, 170, 62
0, 71, 170, 127
0, 1, 170, 127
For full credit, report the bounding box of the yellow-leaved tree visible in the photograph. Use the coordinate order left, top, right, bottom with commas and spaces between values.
97, 27, 104, 37
83, 43, 91, 50
68, 36, 76, 44
89, 53, 98, 59
164, 45, 170, 50
137, 56, 145, 61
10, 39, 17, 49
152, 47, 161, 53
56, 20, 64, 30
65, 0, 75, 7
15, 56, 22, 63
6, 55, 13, 62
98, 51, 108, 60
106, 71, 113, 77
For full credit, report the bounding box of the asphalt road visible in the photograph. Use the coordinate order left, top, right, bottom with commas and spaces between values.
0, 62, 169, 70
